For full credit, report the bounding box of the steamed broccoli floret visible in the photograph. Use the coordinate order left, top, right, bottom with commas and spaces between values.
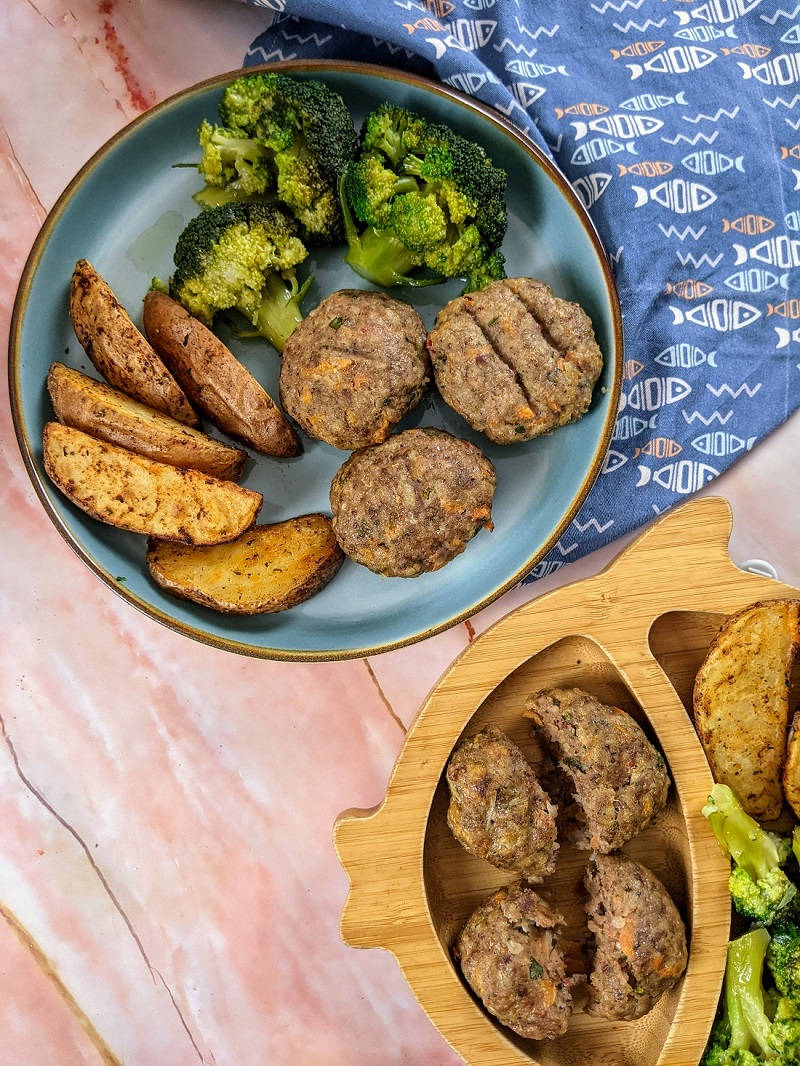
768, 996, 800, 1062
341, 103, 507, 292
170, 202, 311, 353
702, 929, 774, 1064
768, 924, 800, 999
192, 73, 357, 244
197, 119, 272, 202
703, 783, 797, 925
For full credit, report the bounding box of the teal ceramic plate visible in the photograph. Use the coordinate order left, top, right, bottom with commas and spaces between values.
10, 61, 622, 661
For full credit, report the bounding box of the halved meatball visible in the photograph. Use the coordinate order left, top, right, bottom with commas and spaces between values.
524, 688, 670, 853
329, 428, 495, 577
427, 277, 603, 445
454, 881, 573, 1040
446, 726, 558, 880
280, 289, 429, 450
584, 853, 688, 1020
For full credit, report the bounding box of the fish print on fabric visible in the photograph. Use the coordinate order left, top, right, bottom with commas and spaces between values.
243, 1, 800, 580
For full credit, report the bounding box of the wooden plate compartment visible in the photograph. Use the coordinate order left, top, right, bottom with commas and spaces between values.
334, 498, 800, 1066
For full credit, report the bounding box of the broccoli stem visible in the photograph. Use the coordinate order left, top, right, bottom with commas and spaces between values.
703, 783, 789, 882
727, 928, 773, 1057
251, 271, 312, 353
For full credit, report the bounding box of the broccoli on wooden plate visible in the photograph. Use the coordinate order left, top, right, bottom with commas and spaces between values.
169, 201, 312, 353
195, 72, 358, 246
340, 103, 507, 292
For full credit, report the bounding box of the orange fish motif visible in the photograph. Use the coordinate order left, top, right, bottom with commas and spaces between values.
611, 41, 665, 59
624, 359, 645, 379
768, 300, 800, 318
721, 44, 771, 59
554, 103, 609, 118
665, 280, 714, 299
635, 438, 683, 459
423, 0, 454, 15
722, 215, 775, 236
780, 145, 800, 161
403, 17, 443, 32
618, 161, 673, 178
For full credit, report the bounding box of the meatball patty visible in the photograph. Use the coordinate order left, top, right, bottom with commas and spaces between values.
280, 289, 429, 450
446, 726, 558, 880
329, 428, 495, 577
524, 688, 670, 853
584, 854, 688, 1020
455, 881, 572, 1040
427, 277, 603, 445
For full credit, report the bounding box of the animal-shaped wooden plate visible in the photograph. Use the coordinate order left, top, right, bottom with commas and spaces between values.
334, 497, 800, 1066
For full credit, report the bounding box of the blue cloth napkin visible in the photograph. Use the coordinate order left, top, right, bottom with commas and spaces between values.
242, 2, 800, 580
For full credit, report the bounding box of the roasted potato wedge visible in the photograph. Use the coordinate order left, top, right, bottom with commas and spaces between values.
43, 422, 261, 545
146, 515, 343, 614
693, 599, 800, 820
70, 260, 198, 426
785, 710, 800, 819
48, 362, 246, 480
142, 291, 301, 458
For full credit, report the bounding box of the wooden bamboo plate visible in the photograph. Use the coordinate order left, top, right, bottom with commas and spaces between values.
334, 497, 800, 1066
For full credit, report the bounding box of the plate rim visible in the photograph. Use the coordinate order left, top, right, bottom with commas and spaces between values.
8, 59, 624, 662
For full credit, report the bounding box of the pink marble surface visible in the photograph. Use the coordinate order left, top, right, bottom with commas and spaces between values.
1, 2, 798, 1063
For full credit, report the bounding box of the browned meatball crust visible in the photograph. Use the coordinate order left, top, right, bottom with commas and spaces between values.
427, 278, 603, 445
280, 289, 429, 450
584, 854, 688, 1020
524, 688, 670, 853
446, 726, 558, 880
329, 428, 495, 578
455, 881, 573, 1040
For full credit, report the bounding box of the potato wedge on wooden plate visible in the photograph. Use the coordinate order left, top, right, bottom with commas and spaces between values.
146, 515, 343, 614
43, 422, 261, 545
48, 362, 247, 480
70, 260, 198, 426
693, 598, 800, 820
785, 710, 800, 819
142, 291, 301, 458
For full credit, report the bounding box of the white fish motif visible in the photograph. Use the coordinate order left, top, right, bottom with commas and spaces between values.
724, 267, 788, 293
628, 46, 717, 80
571, 114, 663, 139
505, 58, 568, 76
510, 82, 547, 108
571, 171, 612, 209
633, 179, 716, 212
786, 209, 800, 232
691, 432, 755, 456
636, 460, 719, 493
681, 149, 745, 175
528, 560, 563, 579
781, 26, 800, 46
571, 138, 637, 164
619, 91, 688, 111
794, 168, 800, 192
674, 24, 737, 42
675, 0, 764, 24
739, 52, 800, 86
446, 72, 489, 93
625, 376, 692, 412
654, 343, 717, 368
449, 18, 497, 50
670, 299, 761, 330
775, 325, 800, 349
464, 0, 496, 9
613, 413, 659, 440
602, 449, 628, 474
733, 235, 800, 268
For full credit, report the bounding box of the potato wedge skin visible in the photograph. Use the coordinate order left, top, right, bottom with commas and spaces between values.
43, 422, 261, 545
146, 514, 343, 614
142, 291, 301, 458
69, 260, 198, 426
693, 599, 800, 820
785, 710, 800, 819
48, 363, 246, 480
